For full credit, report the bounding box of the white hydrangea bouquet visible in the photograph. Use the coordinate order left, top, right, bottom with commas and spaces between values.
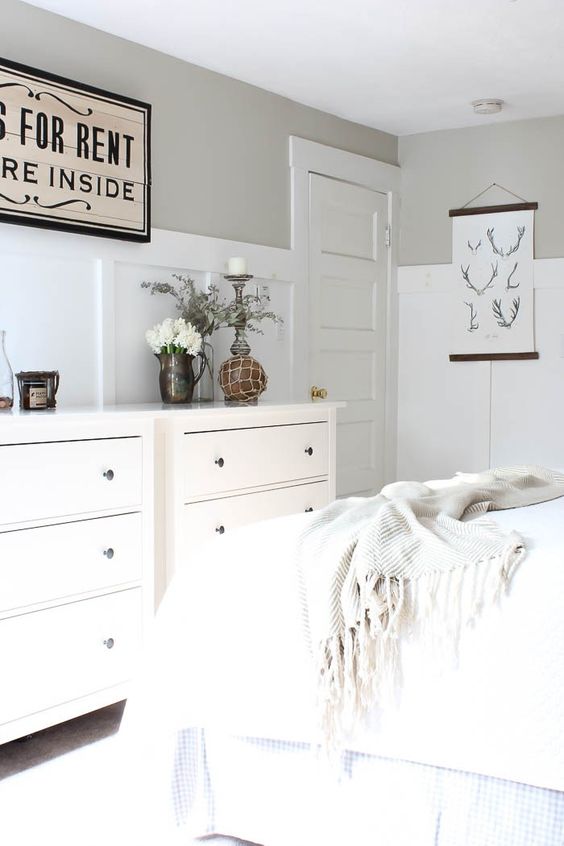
145, 317, 202, 356
146, 318, 205, 403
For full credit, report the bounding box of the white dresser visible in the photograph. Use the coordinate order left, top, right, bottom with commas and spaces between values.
0, 401, 339, 742
158, 401, 340, 594
0, 411, 154, 745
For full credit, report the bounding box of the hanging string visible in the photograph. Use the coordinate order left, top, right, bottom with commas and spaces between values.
461, 182, 529, 209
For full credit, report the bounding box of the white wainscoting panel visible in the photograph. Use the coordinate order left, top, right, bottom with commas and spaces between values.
397, 289, 491, 481
490, 288, 564, 468
1, 253, 99, 407
0, 224, 298, 408
398, 258, 564, 481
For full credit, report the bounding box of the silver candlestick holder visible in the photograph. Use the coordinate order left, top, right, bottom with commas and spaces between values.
224, 274, 254, 356
219, 273, 268, 404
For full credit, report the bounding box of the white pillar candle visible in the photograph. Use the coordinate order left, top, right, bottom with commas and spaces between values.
228, 257, 248, 276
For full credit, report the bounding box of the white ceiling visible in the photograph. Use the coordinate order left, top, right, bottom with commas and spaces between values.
22, 0, 564, 136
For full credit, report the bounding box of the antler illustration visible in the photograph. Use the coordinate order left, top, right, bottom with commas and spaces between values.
506, 262, 519, 290
487, 226, 526, 258
467, 240, 482, 255
482, 262, 498, 293
505, 226, 526, 257
461, 262, 498, 295
464, 301, 479, 332
492, 296, 520, 328
461, 265, 478, 294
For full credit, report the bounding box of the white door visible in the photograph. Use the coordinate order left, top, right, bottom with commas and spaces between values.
309, 174, 389, 497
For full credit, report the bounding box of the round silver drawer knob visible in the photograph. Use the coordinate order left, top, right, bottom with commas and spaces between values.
103, 548, 114, 559
305, 447, 314, 456
215, 457, 225, 468
215, 525, 225, 535
103, 469, 115, 481
103, 638, 115, 649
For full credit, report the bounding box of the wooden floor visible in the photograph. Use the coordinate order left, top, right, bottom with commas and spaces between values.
0, 701, 126, 780
0, 703, 260, 846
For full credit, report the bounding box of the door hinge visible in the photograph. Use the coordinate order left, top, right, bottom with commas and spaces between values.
385, 224, 391, 248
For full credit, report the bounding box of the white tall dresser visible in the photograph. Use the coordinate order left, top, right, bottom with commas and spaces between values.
0, 401, 340, 743
0, 410, 154, 745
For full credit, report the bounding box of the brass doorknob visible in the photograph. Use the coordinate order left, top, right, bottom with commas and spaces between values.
310, 386, 328, 401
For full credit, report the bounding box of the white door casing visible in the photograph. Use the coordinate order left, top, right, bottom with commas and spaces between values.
309, 174, 389, 496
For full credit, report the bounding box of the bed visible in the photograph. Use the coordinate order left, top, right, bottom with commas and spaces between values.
118, 478, 564, 846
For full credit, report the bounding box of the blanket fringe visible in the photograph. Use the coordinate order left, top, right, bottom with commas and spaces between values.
318, 535, 525, 746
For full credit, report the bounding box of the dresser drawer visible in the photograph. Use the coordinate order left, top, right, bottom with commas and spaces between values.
0, 437, 142, 524
0, 513, 143, 613
183, 423, 328, 499
0, 589, 142, 726
183, 481, 329, 550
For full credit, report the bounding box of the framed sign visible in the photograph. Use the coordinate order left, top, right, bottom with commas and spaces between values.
0, 57, 151, 242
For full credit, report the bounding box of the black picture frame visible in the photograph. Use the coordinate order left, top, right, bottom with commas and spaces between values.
0, 55, 151, 242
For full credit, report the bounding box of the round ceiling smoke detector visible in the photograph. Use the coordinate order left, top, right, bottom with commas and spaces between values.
472, 99, 504, 115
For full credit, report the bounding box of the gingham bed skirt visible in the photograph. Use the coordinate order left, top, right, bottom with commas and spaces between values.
171, 729, 564, 846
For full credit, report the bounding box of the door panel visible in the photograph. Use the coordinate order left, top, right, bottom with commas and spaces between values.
319, 276, 375, 331
320, 183, 380, 259
317, 350, 374, 400
310, 174, 388, 497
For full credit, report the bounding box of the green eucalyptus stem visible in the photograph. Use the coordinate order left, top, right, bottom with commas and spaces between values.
141, 274, 283, 338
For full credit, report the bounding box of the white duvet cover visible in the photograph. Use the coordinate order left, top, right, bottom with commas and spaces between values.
123, 495, 564, 811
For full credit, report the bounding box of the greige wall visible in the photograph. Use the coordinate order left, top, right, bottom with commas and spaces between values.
4, 0, 397, 248
399, 116, 564, 266
397, 116, 564, 482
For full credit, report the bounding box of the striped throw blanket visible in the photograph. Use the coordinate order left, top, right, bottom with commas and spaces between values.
296, 466, 564, 740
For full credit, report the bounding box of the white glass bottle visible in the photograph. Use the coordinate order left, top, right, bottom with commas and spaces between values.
0, 330, 14, 409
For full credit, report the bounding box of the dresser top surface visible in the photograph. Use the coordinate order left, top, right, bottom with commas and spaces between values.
0, 400, 344, 427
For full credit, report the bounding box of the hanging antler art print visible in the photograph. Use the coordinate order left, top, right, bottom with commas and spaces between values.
450, 202, 536, 358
